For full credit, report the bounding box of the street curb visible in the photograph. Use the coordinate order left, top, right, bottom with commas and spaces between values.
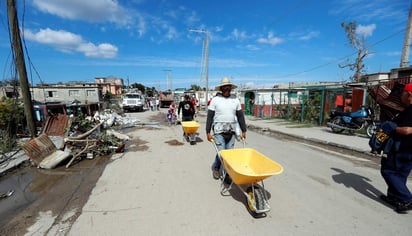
247, 124, 374, 157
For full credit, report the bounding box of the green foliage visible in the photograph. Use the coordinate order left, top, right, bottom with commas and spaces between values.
0, 97, 23, 129
288, 106, 301, 121
145, 87, 157, 97
69, 114, 96, 133
0, 97, 23, 153
130, 83, 146, 93
104, 91, 114, 100
0, 130, 17, 153
0, 78, 19, 87
302, 92, 322, 124
190, 84, 202, 91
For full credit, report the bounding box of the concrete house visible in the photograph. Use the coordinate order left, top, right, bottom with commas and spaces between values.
30, 83, 103, 122
95, 77, 124, 95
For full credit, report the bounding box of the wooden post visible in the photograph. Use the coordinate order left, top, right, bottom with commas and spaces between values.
7, 0, 37, 138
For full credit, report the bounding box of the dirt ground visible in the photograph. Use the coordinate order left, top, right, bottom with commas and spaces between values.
0, 114, 165, 235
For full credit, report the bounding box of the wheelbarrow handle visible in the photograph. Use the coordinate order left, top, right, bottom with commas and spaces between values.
209, 138, 221, 155
241, 138, 246, 148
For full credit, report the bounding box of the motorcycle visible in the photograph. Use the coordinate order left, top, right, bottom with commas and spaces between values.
326, 106, 377, 138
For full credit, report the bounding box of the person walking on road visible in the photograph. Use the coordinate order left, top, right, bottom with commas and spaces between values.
167, 101, 176, 126
178, 95, 195, 121
206, 77, 247, 180
380, 82, 412, 214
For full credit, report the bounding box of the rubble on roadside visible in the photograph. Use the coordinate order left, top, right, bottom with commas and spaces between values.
20, 110, 139, 169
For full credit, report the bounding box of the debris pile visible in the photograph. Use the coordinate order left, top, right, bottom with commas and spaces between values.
22, 110, 131, 169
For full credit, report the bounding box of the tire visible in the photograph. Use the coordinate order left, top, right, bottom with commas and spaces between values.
365, 123, 376, 138
330, 116, 345, 133
246, 186, 265, 217
190, 141, 196, 145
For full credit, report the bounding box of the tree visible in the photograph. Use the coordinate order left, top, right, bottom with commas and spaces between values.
130, 83, 146, 94
339, 21, 369, 82
0, 97, 23, 152
145, 87, 156, 97
0, 78, 19, 86
190, 84, 202, 91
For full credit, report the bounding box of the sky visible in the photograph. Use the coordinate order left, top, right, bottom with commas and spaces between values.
0, 0, 410, 91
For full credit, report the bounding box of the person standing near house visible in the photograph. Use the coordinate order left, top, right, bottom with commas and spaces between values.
380, 82, 412, 213
206, 77, 247, 180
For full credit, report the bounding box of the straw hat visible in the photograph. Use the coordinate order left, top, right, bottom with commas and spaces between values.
215, 77, 237, 91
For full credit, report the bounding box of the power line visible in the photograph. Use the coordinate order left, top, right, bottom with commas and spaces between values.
223, 1, 407, 83
279, 28, 406, 79
267, 0, 310, 28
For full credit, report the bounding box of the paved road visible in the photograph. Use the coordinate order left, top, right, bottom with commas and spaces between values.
63, 109, 412, 236
2, 109, 411, 235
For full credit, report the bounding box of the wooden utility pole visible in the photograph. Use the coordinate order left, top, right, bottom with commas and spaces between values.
7, 0, 37, 138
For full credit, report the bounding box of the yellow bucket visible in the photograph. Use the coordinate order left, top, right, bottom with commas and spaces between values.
181, 121, 200, 134
220, 148, 283, 185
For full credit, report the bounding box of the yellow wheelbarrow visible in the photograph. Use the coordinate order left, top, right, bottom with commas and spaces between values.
212, 140, 283, 217
181, 121, 200, 145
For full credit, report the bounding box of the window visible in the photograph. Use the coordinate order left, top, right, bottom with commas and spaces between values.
125, 94, 141, 99
47, 91, 58, 97
69, 90, 80, 96
87, 90, 97, 96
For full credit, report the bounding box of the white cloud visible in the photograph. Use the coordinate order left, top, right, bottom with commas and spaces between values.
24, 28, 118, 58
231, 29, 249, 41
257, 32, 284, 46
215, 26, 224, 32
32, 0, 132, 25
136, 14, 147, 37
245, 44, 260, 51
298, 31, 320, 41
78, 43, 118, 58
384, 51, 401, 57
185, 10, 201, 26
165, 27, 178, 40
356, 24, 376, 37
330, 0, 408, 24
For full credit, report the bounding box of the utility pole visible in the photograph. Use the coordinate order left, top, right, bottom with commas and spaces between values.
400, 5, 412, 68
189, 29, 209, 108
163, 69, 172, 91
7, 0, 36, 138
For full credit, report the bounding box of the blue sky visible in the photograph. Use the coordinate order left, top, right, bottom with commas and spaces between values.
0, 0, 410, 90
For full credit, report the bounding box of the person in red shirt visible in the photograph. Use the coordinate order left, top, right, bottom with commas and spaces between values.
191, 97, 197, 114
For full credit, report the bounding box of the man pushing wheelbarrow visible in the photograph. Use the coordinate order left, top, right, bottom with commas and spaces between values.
206, 77, 283, 217
179, 95, 199, 145
206, 77, 247, 182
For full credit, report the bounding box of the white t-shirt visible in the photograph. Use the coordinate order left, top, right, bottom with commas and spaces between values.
209, 95, 241, 133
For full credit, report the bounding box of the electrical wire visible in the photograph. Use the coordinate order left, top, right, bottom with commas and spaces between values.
20, 0, 43, 86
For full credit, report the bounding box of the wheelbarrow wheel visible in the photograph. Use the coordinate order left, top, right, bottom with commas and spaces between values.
190, 140, 196, 145
246, 186, 264, 217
